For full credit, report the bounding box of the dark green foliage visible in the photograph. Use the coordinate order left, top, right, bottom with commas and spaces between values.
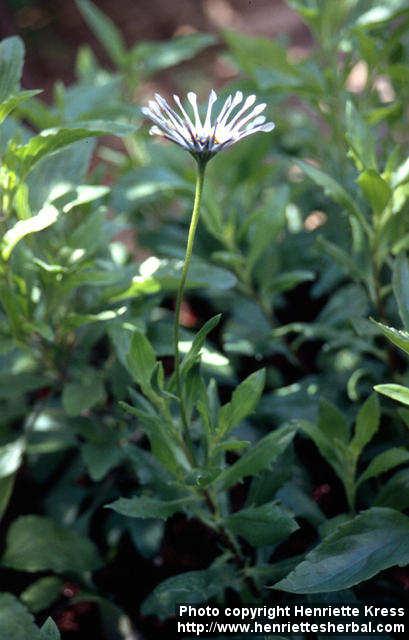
0, 1, 408, 636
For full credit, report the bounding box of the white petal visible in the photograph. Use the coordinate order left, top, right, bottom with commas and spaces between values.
155, 94, 186, 130
214, 95, 232, 126
218, 91, 243, 126
142, 108, 172, 133
203, 89, 217, 134
149, 125, 164, 136
235, 121, 275, 141
233, 103, 266, 132
226, 94, 257, 129
245, 115, 266, 129
187, 92, 203, 134
173, 94, 195, 132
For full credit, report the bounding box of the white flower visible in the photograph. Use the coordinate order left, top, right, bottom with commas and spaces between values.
142, 90, 275, 161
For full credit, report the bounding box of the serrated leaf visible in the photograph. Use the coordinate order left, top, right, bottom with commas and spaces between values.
126, 331, 157, 390
217, 369, 265, 438
141, 559, 236, 620
274, 507, 409, 593
374, 383, 409, 406
224, 503, 298, 547
357, 447, 409, 485
107, 495, 195, 519
372, 319, 409, 356
0, 592, 41, 640
2, 515, 101, 574
318, 398, 349, 444
350, 393, 380, 455
215, 425, 296, 490
40, 618, 60, 640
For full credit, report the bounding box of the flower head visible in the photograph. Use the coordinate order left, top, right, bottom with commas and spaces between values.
142, 90, 275, 162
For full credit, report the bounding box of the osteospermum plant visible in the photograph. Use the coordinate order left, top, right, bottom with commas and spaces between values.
142, 90, 275, 437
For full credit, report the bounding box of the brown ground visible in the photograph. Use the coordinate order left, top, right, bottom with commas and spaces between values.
1, 0, 311, 94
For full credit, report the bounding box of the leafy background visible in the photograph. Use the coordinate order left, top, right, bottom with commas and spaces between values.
0, 0, 409, 639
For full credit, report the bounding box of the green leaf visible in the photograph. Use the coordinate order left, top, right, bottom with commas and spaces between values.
0, 475, 15, 520
356, 0, 409, 26
296, 160, 360, 214
121, 404, 191, 475
217, 369, 265, 438
107, 495, 195, 519
21, 577, 63, 614
274, 507, 409, 593
81, 441, 123, 481
345, 101, 377, 171
62, 377, 106, 417
115, 257, 237, 301
393, 253, 409, 331
134, 34, 216, 74
270, 270, 314, 293
0, 36, 25, 103
357, 170, 391, 216
357, 447, 409, 486
317, 236, 364, 282
247, 196, 287, 271
374, 383, 409, 406
277, 482, 326, 528
76, 0, 127, 66
2, 515, 101, 574
27, 140, 95, 213
224, 503, 298, 547
180, 314, 221, 377
0, 90, 41, 124
297, 419, 348, 484
141, 558, 236, 620
375, 469, 409, 510
372, 319, 409, 356
215, 425, 296, 490
350, 393, 380, 455
40, 618, 60, 640
318, 398, 350, 444
1, 205, 59, 261
9, 123, 135, 179
0, 438, 24, 478
111, 166, 189, 212
224, 30, 297, 83
0, 592, 41, 640
126, 331, 157, 390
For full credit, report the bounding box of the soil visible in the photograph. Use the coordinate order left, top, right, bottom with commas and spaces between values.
1, 0, 312, 95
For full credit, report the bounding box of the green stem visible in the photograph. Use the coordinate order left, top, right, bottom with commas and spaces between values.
173, 160, 207, 440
